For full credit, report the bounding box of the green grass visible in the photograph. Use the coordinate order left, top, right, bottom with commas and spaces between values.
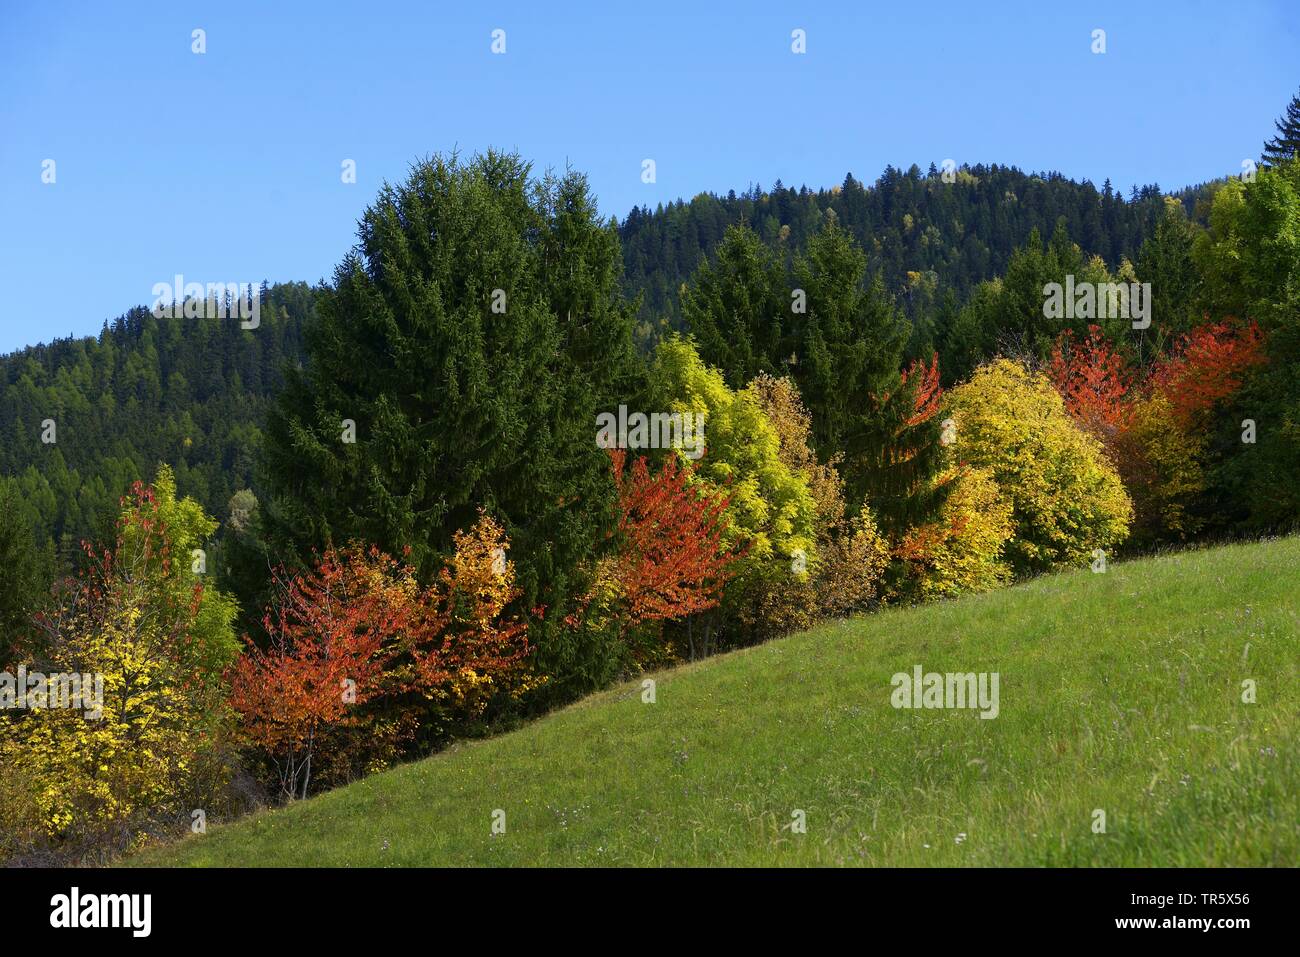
138, 536, 1299, 867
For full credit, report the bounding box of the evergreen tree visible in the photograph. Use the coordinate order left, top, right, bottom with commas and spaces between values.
1136, 197, 1201, 356
681, 224, 788, 388
262, 152, 638, 696
536, 167, 646, 409
790, 220, 946, 532
1262, 87, 1300, 167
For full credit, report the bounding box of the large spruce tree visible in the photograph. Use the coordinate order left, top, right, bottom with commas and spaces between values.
262, 152, 642, 693
680, 224, 789, 388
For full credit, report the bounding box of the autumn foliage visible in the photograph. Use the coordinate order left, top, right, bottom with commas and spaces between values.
1148, 320, 1265, 426
1049, 326, 1134, 436
228, 514, 532, 800
1, 475, 236, 851
1052, 321, 1266, 435
604, 449, 738, 648
1048, 320, 1266, 544
227, 546, 413, 799
902, 352, 944, 427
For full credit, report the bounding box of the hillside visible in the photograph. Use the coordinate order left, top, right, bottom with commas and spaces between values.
0, 166, 1206, 561
0, 283, 312, 560
618, 164, 1212, 339
0, 167, 1214, 569
139, 535, 1299, 867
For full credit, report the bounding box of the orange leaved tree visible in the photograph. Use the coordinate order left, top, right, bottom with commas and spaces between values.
229, 515, 532, 801
227, 545, 417, 800
1049, 325, 1134, 439
1149, 320, 1265, 427
605, 449, 738, 656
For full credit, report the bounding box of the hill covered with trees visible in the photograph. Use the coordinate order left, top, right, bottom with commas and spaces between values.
0, 284, 311, 557
618, 162, 1214, 344
3, 92, 1299, 862
0, 165, 1218, 575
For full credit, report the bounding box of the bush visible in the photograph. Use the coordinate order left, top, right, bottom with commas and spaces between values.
743, 374, 889, 638
229, 514, 536, 800
650, 337, 819, 651
895, 466, 1014, 601
1113, 393, 1207, 545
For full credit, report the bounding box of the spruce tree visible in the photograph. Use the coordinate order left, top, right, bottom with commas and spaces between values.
1136, 198, 1200, 349
790, 219, 947, 533
681, 224, 788, 388
262, 152, 641, 694
1262, 87, 1300, 167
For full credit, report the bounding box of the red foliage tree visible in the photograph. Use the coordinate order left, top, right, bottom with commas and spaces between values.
901, 352, 943, 427
1149, 320, 1266, 426
607, 449, 738, 633
1049, 325, 1134, 437
227, 546, 416, 799
229, 516, 532, 801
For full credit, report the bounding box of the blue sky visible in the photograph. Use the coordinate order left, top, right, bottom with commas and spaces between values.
1, 0, 1297, 353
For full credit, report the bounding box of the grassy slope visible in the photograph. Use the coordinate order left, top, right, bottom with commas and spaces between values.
141, 537, 1299, 867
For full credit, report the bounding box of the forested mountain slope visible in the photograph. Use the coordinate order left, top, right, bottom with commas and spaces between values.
0, 166, 1216, 560
619, 163, 1213, 339
0, 283, 312, 560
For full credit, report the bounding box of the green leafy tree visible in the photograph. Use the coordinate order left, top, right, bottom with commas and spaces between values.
649, 336, 817, 651
1136, 197, 1202, 354
130, 464, 242, 678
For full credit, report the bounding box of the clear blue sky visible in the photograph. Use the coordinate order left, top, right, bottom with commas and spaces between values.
1, 0, 1297, 353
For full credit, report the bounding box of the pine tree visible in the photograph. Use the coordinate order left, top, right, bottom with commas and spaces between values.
1262, 87, 1300, 167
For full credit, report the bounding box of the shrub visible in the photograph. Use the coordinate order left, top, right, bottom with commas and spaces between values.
229, 514, 534, 800
895, 466, 1014, 600
1114, 393, 1207, 545
746, 373, 889, 636
650, 337, 818, 652
602, 450, 738, 662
